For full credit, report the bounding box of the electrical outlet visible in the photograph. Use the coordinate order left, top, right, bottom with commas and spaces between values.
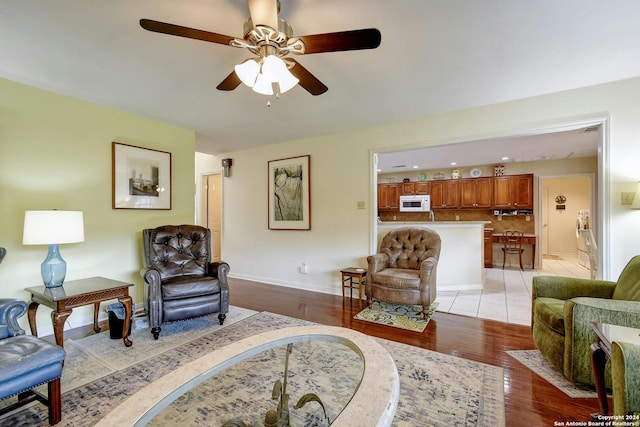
526, 215, 531, 221
300, 262, 308, 274
497, 215, 502, 222
357, 201, 365, 209
622, 192, 635, 205
455, 215, 460, 221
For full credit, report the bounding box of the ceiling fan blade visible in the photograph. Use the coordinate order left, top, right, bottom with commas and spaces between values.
289, 60, 328, 96
140, 19, 235, 46
248, 0, 278, 30
295, 28, 381, 54
216, 71, 242, 91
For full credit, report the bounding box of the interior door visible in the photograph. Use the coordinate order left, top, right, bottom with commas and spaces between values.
201, 174, 222, 262
542, 186, 549, 256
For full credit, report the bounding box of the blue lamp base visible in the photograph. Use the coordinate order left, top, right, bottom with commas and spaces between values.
41, 244, 67, 288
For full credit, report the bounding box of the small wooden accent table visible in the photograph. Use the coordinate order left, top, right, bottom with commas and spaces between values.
590, 322, 640, 416
340, 268, 367, 300
25, 276, 134, 348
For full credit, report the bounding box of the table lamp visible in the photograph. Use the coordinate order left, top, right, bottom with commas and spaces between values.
23, 210, 85, 288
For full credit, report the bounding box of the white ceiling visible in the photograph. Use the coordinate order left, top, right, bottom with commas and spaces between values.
1, 1, 638, 157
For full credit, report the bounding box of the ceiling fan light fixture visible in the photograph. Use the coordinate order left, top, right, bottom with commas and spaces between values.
252, 72, 274, 95
234, 58, 260, 88
261, 55, 298, 93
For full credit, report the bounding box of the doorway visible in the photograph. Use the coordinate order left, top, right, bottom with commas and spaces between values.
201, 173, 222, 262
540, 175, 594, 263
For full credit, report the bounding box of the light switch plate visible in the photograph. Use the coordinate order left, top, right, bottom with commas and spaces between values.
357, 201, 365, 209
622, 192, 635, 205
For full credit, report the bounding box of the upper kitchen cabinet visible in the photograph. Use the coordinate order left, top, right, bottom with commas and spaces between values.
401, 181, 430, 195
460, 177, 493, 209
378, 183, 401, 210
431, 179, 460, 209
493, 174, 534, 209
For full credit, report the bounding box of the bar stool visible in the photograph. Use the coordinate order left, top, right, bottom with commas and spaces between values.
502, 230, 524, 270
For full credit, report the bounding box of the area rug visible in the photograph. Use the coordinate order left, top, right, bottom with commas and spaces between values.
2, 311, 505, 427
507, 349, 599, 398
354, 300, 438, 332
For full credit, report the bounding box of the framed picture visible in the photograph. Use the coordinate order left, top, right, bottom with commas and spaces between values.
112, 142, 172, 210
268, 155, 311, 230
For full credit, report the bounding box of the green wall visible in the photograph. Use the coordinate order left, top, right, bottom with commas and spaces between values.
0, 78, 196, 333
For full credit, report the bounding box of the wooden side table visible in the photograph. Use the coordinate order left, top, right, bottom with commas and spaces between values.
590, 322, 640, 416
25, 276, 134, 349
340, 268, 367, 300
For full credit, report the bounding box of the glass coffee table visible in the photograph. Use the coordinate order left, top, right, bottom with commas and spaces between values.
97, 326, 399, 427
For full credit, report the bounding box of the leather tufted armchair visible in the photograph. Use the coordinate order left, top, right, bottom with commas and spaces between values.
141, 225, 230, 340
366, 227, 441, 318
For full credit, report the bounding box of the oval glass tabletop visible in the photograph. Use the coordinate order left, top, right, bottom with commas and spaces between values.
97, 326, 399, 427
147, 339, 363, 426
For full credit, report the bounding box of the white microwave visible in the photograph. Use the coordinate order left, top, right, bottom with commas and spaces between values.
399, 195, 431, 212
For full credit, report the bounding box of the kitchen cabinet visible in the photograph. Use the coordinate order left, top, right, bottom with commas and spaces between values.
493, 174, 533, 209
430, 180, 460, 209
377, 183, 400, 210
460, 177, 493, 209
401, 181, 430, 195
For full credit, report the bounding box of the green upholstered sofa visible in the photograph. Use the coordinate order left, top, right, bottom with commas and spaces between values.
532, 255, 640, 387
612, 341, 640, 417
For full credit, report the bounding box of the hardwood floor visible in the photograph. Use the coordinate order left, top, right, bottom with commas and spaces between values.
229, 277, 604, 427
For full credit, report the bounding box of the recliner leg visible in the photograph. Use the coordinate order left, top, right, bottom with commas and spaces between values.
151, 326, 161, 340
218, 313, 226, 325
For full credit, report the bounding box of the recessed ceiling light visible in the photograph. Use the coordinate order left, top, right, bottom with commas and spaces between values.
412, 165, 418, 169
450, 162, 457, 166
501, 156, 509, 161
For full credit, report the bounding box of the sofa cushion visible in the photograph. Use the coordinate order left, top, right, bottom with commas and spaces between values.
162, 276, 220, 300
370, 268, 420, 290
533, 297, 566, 336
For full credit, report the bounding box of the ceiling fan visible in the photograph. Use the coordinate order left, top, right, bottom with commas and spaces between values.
140, 0, 381, 96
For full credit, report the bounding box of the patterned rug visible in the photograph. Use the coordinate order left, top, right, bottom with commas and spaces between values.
507, 349, 600, 398
2, 311, 505, 426
354, 300, 438, 332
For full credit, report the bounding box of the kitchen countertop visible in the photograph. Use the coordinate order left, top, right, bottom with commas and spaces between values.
378, 221, 491, 225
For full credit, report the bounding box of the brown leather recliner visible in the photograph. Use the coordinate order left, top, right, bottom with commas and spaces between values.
366, 227, 441, 318
141, 225, 229, 340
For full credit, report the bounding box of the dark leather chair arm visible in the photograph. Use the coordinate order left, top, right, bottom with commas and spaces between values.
141, 267, 163, 329
209, 262, 230, 313
367, 253, 389, 273
0, 298, 28, 338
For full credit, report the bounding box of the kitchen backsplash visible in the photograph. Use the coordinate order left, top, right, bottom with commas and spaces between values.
379, 209, 535, 235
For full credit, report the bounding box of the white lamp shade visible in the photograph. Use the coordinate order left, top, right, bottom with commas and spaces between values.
23, 210, 85, 245
252, 72, 274, 95
234, 59, 260, 88
261, 55, 299, 93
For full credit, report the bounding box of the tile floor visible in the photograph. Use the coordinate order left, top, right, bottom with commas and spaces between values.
436, 255, 592, 326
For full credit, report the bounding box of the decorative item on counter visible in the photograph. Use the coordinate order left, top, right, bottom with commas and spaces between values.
451, 170, 461, 179
417, 172, 427, 181
432, 172, 445, 180
403, 178, 410, 183
493, 164, 505, 176
555, 194, 566, 210
470, 168, 482, 178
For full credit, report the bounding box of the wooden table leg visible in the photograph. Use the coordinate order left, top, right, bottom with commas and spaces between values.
590, 341, 609, 416
27, 301, 39, 336
51, 309, 72, 348
119, 295, 133, 347
92, 302, 101, 333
